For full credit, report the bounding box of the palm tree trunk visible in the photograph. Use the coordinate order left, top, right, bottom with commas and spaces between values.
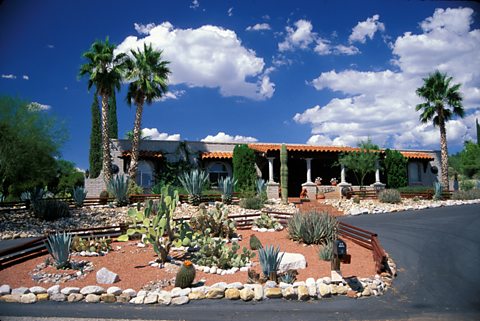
128, 100, 144, 182
101, 94, 112, 183
439, 121, 449, 190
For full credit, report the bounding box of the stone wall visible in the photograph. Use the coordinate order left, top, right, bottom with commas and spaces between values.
84, 175, 106, 197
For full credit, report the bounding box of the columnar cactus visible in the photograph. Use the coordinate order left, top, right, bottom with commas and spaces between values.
175, 260, 196, 288
280, 144, 288, 204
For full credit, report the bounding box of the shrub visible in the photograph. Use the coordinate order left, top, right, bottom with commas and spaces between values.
378, 189, 402, 204
249, 234, 263, 250
258, 245, 283, 279
99, 190, 109, 205
460, 180, 475, 191
32, 199, 70, 221
232, 144, 257, 193
45, 231, 72, 269
397, 186, 433, 193
73, 186, 87, 207
107, 174, 129, 206
179, 169, 209, 206
218, 176, 237, 205
451, 189, 480, 200
239, 196, 264, 210
253, 213, 282, 230
127, 180, 144, 196
175, 260, 196, 289
352, 196, 360, 204
71, 235, 112, 253
287, 211, 337, 245
384, 149, 408, 188
318, 241, 333, 261
189, 202, 237, 239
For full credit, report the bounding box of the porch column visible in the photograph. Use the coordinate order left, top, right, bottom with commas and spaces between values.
340, 165, 347, 184
267, 157, 275, 183
371, 159, 386, 190
266, 157, 279, 199
301, 158, 316, 199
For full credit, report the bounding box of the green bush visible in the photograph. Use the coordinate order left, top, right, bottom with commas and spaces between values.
451, 189, 480, 200
71, 235, 112, 253
378, 189, 402, 204
460, 180, 475, 191
233, 144, 257, 193
384, 149, 408, 188
287, 211, 337, 245
239, 196, 264, 210
32, 199, 70, 221
127, 180, 144, 195
249, 234, 263, 250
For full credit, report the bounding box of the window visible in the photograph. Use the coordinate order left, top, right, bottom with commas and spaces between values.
408, 162, 422, 184
136, 161, 154, 188
208, 162, 229, 184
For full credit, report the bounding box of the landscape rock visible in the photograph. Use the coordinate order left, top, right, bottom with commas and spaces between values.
318, 283, 331, 297
188, 291, 205, 300
0, 284, 11, 295
206, 288, 225, 299
100, 293, 116, 303
80, 285, 105, 295
210, 282, 227, 290
265, 287, 282, 298
61, 287, 80, 295
253, 284, 263, 301
307, 285, 317, 297
116, 293, 131, 303
282, 286, 296, 299
47, 285, 60, 295
225, 288, 240, 300
122, 288, 137, 297
20, 293, 37, 304
107, 286, 122, 296
12, 287, 30, 295
239, 288, 254, 301
131, 295, 145, 304
67, 293, 84, 302
85, 294, 100, 303
297, 286, 310, 300
264, 281, 277, 288
49, 293, 66, 302
305, 278, 316, 287
0, 294, 21, 302
226, 282, 243, 289
29, 286, 46, 294
171, 287, 191, 297
36, 293, 49, 301
143, 293, 158, 304
172, 295, 189, 305
96, 267, 119, 284
278, 253, 306, 272
157, 292, 172, 305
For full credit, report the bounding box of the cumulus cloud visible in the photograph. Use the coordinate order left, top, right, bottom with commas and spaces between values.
116, 22, 274, 100
1, 74, 16, 79
349, 14, 385, 43
246, 23, 271, 31
22, 75, 29, 80
27, 102, 51, 111
142, 128, 181, 141
278, 19, 316, 51
296, 7, 480, 150
201, 132, 258, 143
134, 23, 156, 35
155, 89, 186, 102
190, 0, 200, 9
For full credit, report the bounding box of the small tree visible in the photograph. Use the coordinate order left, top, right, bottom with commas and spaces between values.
108, 89, 118, 139
338, 139, 379, 187
89, 92, 102, 178
233, 144, 257, 193
384, 149, 408, 188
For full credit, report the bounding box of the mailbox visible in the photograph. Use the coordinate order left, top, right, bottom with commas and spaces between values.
334, 239, 347, 258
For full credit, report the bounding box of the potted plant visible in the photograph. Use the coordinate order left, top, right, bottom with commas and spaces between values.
315, 177, 322, 185
330, 178, 338, 186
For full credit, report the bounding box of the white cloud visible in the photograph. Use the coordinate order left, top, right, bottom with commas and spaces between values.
296, 8, 480, 150
22, 75, 29, 80
116, 22, 274, 100
349, 14, 385, 44
227, 7, 234, 17
201, 132, 258, 143
134, 23, 156, 35
278, 19, 316, 51
141, 128, 181, 141
155, 89, 186, 102
246, 23, 271, 31
27, 102, 51, 111
1, 74, 16, 79
47, 44, 54, 49
334, 44, 360, 55
190, 0, 200, 9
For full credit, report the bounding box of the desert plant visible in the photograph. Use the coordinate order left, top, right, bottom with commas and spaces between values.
191, 231, 254, 269
247, 269, 260, 284
280, 144, 288, 204
258, 245, 284, 279
71, 235, 112, 253
287, 211, 338, 245
278, 269, 297, 284
352, 196, 360, 204
99, 190, 109, 205
433, 182, 442, 200
249, 234, 263, 250
118, 185, 192, 265
127, 180, 144, 196
45, 231, 72, 269
451, 189, 480, 200
378, 189, 402, 204
239, 196, 264, 210
179, 169, 209, 205
73, 186, 87, 207
253, 213, 282, 230
175, 260, 196, 289
218, 176, 237, 205
384, 149, 408, 188
460, 180, 475, 191
256, 178, 267, 196
107, 174, 129, 206
32, 199, 70, 221
318, 241, 333, 261
189, 202, 237, 239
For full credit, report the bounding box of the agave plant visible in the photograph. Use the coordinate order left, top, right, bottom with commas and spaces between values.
179, 169, 208, 205
258, 245, 284, 280
256, 178, 267, 196
218, 176, 237, 205
73, 186, 88, 207
433, 182, 442, 200
21, 187, 48, 209
45, 231, 72, 269
107, 174, 129, 206
318, 241, 333, 261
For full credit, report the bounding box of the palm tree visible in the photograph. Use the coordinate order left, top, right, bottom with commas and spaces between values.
416, 70, 464, 189
125, 43, 170, 182
79, 37, 127, 183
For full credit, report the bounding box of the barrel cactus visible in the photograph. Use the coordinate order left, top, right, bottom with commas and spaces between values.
175, 260, 196, 288
249, 234, 263, 250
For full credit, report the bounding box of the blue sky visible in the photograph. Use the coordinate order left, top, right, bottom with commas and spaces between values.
1, 0, 479, 170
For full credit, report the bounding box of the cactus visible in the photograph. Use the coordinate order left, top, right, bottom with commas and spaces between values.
189, 202, 237, 238
280, 144, 288, 204
249, 234, 263, 250
73, 186, 87, 207
99, 190, 109, 205
218, 176, 237, 205
175, 260, 196, 288
71, 235, 112, 253
179, 169, 209, 205
32, 199, 70, 221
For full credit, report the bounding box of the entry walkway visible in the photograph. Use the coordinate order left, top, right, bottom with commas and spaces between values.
291, 198, 344, 216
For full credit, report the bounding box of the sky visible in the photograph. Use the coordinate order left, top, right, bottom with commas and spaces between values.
1, 0, 479, 171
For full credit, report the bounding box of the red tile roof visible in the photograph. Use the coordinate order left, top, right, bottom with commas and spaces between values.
248, 143, 362, 153
400, 151, 434, 160
201, 152, 233, 159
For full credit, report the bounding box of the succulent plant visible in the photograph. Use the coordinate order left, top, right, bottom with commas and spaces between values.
179, 169, 209, 206
378, 189, 402, 204
287, 211, 337, 245
318, 241, 333, 261
247, 269, 260, 284
45, 231, 72, 269
278, 269, 298, 284
433, 182, 442, 200
71, 235, 112, 253
73, 186, 88, 207
253, 213, 282, 230
258, 245, 284, 279
249, 234, 263, 250
32, 199, 70, 221
256, 178, 267, 196
189, 202, 237, 239
175, 260, 196, 288
218, 176, 237, 205
99, 190, 109, 205
107, 174, 129, 206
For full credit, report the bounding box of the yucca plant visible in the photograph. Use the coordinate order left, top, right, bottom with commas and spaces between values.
258, 245, 284, 280
179, 169, 208, 205
45, 231, 72, 269
218, 176, 237, 205
73, 186, 88, 207
107, 174, 129, 206
287, 211, 338, 245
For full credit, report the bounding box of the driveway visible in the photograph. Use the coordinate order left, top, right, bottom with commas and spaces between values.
1, 204, 479, 320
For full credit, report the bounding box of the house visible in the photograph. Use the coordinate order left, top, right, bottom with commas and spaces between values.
85, 139, 441, 197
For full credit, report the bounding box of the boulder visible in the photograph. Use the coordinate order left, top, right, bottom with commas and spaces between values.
0, 284, 11, 295
0, 294, 21, 302
188, 291, 205, 300
265, 287, 282, 298
36, 293, 49, 301
20, 293, 37, 304
29, 286, 46, 294
158, 292, 172, 305
282, 286, 296, 299
308, 285, 317, 297
239, 288, 254, 301
61, 287, 80, 295
12, 287, 30, 295
318, 283, 331, 298
172, 295, 189, 305
278, 253, 306, 273
49, 293, 66, 302
67, 293, 84, 302
226, 282, 243, 289
100, 293, 116, 303
206, 288, 225, 299
171, 287, 191, 297
116, 293, 131, 303
96, 267, 119, 284
122, 288, 137, 297
107, 286, 122, 296
143, 293, 158, 304
85, 294, 100, 303
225, 288, 240, 300
297, 286, 310, 301
80, 286, 105, 295
47, 285, 60, 295
131, 295, 145, 304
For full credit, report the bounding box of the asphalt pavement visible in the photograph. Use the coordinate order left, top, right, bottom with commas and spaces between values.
1, 203, 479, 321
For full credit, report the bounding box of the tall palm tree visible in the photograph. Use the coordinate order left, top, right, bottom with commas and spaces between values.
416, 70, 464, 189
125, 43, 170, 182
79, 37, 127, 183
